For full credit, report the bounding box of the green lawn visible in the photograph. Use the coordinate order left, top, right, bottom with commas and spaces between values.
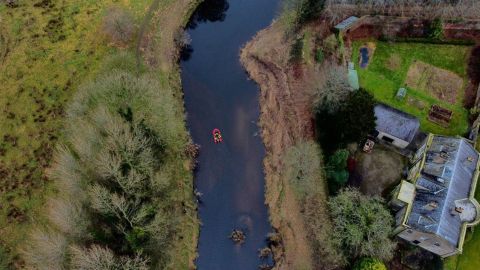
351, 41, 471, 136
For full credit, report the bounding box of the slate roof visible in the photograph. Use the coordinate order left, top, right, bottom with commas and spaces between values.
374, 104, 420, 143
406, 136, 479, 246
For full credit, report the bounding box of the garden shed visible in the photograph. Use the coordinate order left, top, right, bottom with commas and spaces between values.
374, 104, 420, 149
334, 16, 360, 33
348, 62, 359, 90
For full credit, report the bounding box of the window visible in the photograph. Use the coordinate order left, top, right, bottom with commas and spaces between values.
382, 136, 395, 143
434, 242, 441, 247
407, 229, 413, 233
412, 240, 421, 245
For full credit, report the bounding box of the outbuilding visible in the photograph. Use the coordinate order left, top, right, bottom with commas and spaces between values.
374, 104, 420, 149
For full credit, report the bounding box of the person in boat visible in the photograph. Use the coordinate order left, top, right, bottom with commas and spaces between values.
213, 128, 223, 143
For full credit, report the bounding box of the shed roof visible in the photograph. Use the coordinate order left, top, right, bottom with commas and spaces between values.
374, 104, 420, 143
334, 16, 359, 30
406, 136, 479, 247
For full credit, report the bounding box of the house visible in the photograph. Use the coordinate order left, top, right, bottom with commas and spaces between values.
374, 104, 420, 149
391, 134, 480, 257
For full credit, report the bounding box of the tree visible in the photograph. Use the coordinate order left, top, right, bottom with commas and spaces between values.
281, 0, 325, 33
316, 88, 376, 154
284, 141, 324, 197
313, 64, 351, 114
326, 149, 349, 186
328, 188, 396, 261
353, 257, 387, 270
102, 7, 136, 44
298, 0, 325, 24
338, 88, 376, 144
70, 245, 149, 270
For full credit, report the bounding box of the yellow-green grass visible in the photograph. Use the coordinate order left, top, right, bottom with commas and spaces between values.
351, 41, 471, 136
0, 0, 200, 268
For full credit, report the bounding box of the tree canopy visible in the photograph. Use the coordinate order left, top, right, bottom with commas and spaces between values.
353, 257, 388, 270
328, 188, 396, 262
316, 88, 376, 154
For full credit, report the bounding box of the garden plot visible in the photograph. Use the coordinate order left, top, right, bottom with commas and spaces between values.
405, 60, 463, 104
352, 40, 471, 135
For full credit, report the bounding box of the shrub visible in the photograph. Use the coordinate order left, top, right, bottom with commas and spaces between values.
329, 188, 396, 261
428, 18, 444, 40
315, 48, 324, 63
326, 149, 349, 186
322, 34, 338, 55
290, 35, 304, 63
353, 257, 387, 270
102, 7, 136, 44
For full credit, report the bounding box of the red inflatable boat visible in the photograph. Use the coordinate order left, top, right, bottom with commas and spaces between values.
212, 128, 223, 143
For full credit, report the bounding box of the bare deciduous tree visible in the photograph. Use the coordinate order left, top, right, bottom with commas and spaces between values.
312, 64, 352, 114
102, 7, 136, 44
22, 229, 68, 270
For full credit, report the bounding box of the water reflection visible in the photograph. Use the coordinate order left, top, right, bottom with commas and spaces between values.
188, 0, 230, 29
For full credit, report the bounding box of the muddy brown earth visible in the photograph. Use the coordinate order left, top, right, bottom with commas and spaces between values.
240, 21, 334, 270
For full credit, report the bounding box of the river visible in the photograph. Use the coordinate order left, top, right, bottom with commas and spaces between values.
180, 0, 279, 269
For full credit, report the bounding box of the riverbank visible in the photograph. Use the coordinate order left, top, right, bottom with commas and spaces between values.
139, 1, 202, 268
240, 20, 332, 269
0, 0, 201, 268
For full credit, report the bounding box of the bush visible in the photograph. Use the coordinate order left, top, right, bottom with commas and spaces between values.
323, 34, 338, 54
290, 35, 304, 63
329, 188, 396, 261
102, 7, 136, 44
428, 18, 443, 40
326, 149, 349, 187
353, 257, 387, 270
315, 48, 324, 63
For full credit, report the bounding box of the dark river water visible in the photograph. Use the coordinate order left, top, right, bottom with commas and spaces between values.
180, 0, 279, 269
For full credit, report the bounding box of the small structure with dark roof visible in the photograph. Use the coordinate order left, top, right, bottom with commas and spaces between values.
374, 104, 420, 149
391, 134, 480, 257
334, 16, 360, 32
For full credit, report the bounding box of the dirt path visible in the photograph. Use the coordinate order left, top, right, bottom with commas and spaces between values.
241, 22, 321, 270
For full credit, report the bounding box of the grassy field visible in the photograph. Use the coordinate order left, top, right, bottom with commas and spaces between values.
351, 41, 471, 136
0, 0, 199, 268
